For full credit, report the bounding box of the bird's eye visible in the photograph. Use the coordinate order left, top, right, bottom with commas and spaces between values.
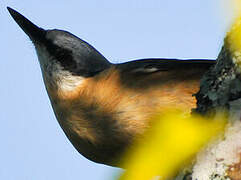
54, 47, 77, 70
45, 41, 77, 71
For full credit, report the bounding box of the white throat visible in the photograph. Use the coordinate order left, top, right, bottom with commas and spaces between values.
54, 69, 84, 92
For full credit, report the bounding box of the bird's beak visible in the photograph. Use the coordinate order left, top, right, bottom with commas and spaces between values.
7, 7, 46, 42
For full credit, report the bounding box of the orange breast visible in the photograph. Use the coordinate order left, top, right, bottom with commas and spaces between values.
52, 66, 201, 138
46, 66, 203, 165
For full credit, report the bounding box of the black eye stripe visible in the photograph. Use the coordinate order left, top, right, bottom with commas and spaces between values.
44, 40, 78, 73
42, 30, 111, 77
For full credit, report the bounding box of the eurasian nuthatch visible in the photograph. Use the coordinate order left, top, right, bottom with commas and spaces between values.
8, 7, 215, 167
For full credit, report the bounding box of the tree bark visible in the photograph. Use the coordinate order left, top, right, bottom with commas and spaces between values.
178, 40, 241, 179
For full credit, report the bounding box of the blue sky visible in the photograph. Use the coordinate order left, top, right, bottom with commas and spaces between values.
0, 0, 232, 180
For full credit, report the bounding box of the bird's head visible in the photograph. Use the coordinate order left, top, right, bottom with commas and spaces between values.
7, 7, 111, 91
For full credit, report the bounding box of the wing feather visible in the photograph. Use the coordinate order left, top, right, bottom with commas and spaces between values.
116, 58, 215, 73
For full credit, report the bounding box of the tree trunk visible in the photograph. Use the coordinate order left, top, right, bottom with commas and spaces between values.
178, 21, 241, 180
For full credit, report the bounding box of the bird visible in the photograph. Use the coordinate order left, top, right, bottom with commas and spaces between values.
7, 7, 216, 167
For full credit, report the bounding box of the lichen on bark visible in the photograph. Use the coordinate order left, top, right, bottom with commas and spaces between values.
194, 46, 241, 115
178, 16, 241, 179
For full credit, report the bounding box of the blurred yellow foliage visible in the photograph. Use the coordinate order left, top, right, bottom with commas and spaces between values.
231, 0, 241, 19
118, 109, 227, 180
225, 11, 241, 68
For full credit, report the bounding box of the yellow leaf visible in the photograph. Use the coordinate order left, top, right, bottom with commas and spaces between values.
224, 0, 241, 67
118, 109, 227, 180
231, 0, 241, 19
